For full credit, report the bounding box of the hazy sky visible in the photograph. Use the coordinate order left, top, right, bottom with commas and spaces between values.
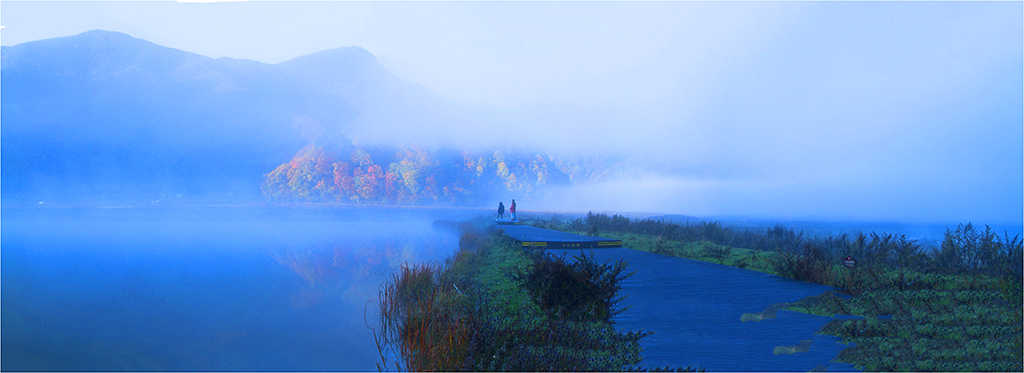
2, 1, 1022, 224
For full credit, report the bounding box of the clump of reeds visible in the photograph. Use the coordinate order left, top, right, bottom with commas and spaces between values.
770, 243, 836, 286
374, 224, 658, 372
375, 264, 471, 371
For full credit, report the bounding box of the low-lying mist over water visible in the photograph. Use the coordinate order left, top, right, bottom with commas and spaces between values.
1, 205, 481, 371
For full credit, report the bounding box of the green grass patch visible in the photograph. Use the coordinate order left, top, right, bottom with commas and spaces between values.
575, 232, 783, 276
529, 215, 1023, 372
785, 271, 1022, 372
773, 340, 812, 355
373, 224, 701, 371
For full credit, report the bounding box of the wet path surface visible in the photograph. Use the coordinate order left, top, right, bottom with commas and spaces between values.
548, 247, 860, 372
497, 224, 622, 249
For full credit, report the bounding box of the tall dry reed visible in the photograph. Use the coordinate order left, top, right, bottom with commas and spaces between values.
375, 264, 472, 371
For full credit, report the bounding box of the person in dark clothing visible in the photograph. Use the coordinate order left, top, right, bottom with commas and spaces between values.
497, 202, 505, 220
510, 199, 517, 221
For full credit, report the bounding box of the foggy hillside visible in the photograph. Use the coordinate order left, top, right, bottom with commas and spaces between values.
0, 30, 487, 203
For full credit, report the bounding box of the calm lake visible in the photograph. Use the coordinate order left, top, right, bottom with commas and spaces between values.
1, 205, 476, 371
4, 205, 856, 371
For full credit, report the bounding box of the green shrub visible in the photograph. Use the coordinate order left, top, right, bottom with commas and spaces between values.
515, 249, 634, 324
701, 245, 733, 265
376, 225, 651, 371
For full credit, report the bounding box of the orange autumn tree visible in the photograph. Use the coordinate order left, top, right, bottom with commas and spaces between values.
262, 139, 572, 206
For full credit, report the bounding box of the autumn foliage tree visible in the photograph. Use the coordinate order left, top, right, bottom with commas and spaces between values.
262, 139, 570, 205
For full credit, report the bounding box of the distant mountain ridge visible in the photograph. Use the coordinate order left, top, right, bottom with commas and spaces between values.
0, 30, 467, 203
2, 30, 601, 204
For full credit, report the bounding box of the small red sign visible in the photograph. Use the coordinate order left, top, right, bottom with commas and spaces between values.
843, 256, 857, 268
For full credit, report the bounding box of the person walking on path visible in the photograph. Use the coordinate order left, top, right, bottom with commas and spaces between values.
510, 199, 517, 221
497, 202, 505, 220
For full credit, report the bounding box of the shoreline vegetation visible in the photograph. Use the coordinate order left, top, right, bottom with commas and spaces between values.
533, 213, 1023, 372
373, 212, 1021, 371
371, 219, 701, 372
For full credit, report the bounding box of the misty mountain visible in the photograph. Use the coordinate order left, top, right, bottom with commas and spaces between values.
1, 30, 458, 202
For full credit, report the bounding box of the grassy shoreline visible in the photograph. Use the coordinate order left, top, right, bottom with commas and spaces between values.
372, 220, 700, 371
530, 214, 1023, 372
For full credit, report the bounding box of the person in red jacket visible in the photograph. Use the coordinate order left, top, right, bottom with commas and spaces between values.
510, 199, 517, 221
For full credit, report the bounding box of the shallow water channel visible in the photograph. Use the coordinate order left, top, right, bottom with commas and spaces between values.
549, 247, 860, 372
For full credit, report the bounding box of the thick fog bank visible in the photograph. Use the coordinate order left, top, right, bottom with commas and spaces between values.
2, 2, 1020, 227
534, 176, 1022, 229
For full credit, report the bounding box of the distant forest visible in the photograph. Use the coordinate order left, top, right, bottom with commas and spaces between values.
261, 138, 573, 205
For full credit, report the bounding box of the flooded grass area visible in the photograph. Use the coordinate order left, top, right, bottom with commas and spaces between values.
614, 235, 1023, 371
535, 213, 1023, 372
549, 247, 858, 372
783, 274, 1022, 371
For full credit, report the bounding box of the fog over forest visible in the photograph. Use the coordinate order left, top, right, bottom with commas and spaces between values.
2, 4, 1022, 371
1, 1, 1021, 225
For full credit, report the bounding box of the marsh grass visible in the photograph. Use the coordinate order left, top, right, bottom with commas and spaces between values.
530, 214, 1023, 372
595, 232, 780, 275
374, 264, 473, 371
373, 225, 677, 371
772, 340, 812, 355
785, 270, 1023, 371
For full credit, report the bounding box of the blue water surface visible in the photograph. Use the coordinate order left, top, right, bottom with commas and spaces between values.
549, 248, 860, 372
4, 205, 859, 371
1, 205, 473, 371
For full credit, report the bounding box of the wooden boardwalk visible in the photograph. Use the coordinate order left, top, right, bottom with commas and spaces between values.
496, 224, 622, 249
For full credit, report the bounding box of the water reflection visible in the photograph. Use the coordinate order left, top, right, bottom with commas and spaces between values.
269, 232, 457, 311
4, 206, 862, 371
1, 205, 471, 371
